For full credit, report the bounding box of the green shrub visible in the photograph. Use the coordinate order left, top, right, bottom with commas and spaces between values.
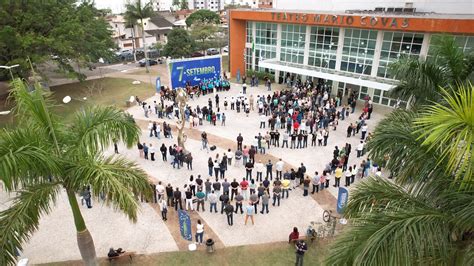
245, 70, 275, 83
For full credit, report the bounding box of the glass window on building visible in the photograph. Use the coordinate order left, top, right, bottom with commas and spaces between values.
255, 22, 277, 46
340, 29, 377, 75
280, 24, 306, 65
377, 31, 424, 79
308, 27, 339, 69
246, 21, 253, 43
255, 47, 276, 73
245, 47, 252, 71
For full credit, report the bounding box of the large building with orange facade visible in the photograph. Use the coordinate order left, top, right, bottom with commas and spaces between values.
228, 4, 474, 107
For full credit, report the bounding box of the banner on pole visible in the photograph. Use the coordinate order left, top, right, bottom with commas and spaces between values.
178, 209, 192, 241
336, 187, 349, 214
168, 55, 221, 89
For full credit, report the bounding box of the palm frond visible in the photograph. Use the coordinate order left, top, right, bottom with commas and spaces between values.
0, 183, 60, 266
68, 106, 140, 156
326, 177, 461, 266
366, 110, 445, 185
388, 57, 444, 106
8, 79, 62, 144
65, 155, 151, 222
431, 35, 471, 83
0, 127, 60, 191
415, 83, 473, 187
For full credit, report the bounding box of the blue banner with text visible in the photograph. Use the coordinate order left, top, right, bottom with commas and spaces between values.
178, 209, 192, 241
336, 187, 349, 214
169, 56, 221, 89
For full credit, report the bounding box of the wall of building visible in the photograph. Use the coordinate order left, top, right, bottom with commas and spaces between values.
273, 0, 474, 14
190, 0, 226, 11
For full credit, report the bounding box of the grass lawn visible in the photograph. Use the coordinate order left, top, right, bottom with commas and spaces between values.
43, 240, 328, 266
0, 77, 155, 128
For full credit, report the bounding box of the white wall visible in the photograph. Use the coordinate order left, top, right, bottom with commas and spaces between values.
273, 0, 474, 14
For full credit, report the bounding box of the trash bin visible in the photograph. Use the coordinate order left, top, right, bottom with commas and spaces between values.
206, 238, 215, 253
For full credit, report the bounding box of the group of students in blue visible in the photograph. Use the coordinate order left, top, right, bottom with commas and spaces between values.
197, 77, 231, 96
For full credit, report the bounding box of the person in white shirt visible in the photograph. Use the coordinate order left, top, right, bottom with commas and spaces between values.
361, 124, 368, 140
260, 114, 266, 128
357, 141, 364, 157
345, 167, 353, 187
195, 219, 204, 245
156, 181, 165, 201
149, 143, 156, 161
227, 149, 234, 165
375, 167, 382, 177
156, 124, 161, 139
351, 164, 358, 184
311, 172, 320, 194
158, 198, 167, 221
275, 158, 285, 179
255, 160, 265, 182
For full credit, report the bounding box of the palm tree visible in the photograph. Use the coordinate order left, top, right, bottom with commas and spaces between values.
124, 12, 138, 62
325, 83, 474, 265
389, 35, 474, 107
0, 78, 151, 266
125, 0, 154, 73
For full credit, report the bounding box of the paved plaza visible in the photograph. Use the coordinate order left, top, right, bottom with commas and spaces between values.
0, 80, 389, 264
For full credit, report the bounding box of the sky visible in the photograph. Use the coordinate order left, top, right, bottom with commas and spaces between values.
94, 0, 128, 14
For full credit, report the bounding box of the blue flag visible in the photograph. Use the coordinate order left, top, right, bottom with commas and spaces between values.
336, 187, 349, 214
178, 209, 192, 241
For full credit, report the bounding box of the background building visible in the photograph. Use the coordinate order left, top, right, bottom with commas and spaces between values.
153, 0, 174, 11
229, 6, 474, 107
189, 0, 226, 11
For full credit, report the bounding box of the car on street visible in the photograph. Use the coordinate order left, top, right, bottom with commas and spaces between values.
138, 59, 158, 67
190, 51, 205, 57
206, 48, 219, 55
223, 46, 228, 53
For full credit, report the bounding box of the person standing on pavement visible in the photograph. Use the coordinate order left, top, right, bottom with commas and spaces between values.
230, 179, 239, 201
173, 187, 182, 210
196, 189, 206, 212
166, 183, 174, 207
312, 172, 320, 194
225, 202, 234, 226
272, 185, 281, 206
275, 158, 285, 179
237, 133, 243, 150
195, 220, 204, 245
255, 160, 264, 182
159, 198, 167, 221
240, 178, 249, 200
303, 176, 310, 196
266, 159, 273, 180
227, 149, 234, 165
160, 144, 167, 161
208, 191, 218, 213
185, 188, 194, 211
219, 191, 230, 214
260, 191, 270, 214
244, 202, 255, 225
281, 176, 290, 199
234, 192, 244, 214
334, 165, 343, 187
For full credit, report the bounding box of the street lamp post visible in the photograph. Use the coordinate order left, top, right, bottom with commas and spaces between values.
0, 64, 20, 80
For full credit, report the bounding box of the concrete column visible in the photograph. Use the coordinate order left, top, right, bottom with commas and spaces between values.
251, 22, 256, 70
335, 28, 345, 71
370, 30, 384, 77
419, 33, 431, 60
303, 25, 311, 66
275, 23, 282, 82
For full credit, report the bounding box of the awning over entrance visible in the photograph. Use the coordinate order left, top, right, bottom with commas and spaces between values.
259, 59, 397, 91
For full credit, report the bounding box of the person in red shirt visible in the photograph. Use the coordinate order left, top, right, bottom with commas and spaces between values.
240, 178, 249, 200
289, 227, 299, 243
293, 121, 300, 133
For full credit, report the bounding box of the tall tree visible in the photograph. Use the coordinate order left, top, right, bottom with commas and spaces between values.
180, 0, 189, 10
185, 9, 220, 27
125, 0, 154, 73
163, 28, 195, 58
0, 0, 115, 81
0, 78, 151, 265
190, 21, 220, 53
388, 35, 474, 107
123, 12, 138, 62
